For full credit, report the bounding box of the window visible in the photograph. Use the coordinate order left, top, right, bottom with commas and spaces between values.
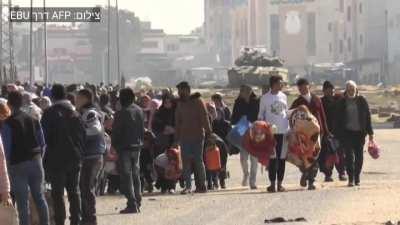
76, 40, 88, 46
328, 22, 332, 32
270, 14, 280, 53
166, 44, 179, 51
347, 6, 351, 21
348, 38, 352, 52
359, 3, 363, 14
142, 41, 159, 48
307, 12, 316, 56
329, 43, 332, 53
339, 40, 344, 54
340, 0, 344, 12
360, 34, 363, 45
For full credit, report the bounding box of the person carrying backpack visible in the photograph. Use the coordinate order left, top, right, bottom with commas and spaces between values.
41, 84, 86, 225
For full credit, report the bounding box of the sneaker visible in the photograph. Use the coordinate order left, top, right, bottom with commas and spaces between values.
147, 184, 154, 193
355, 176, 360, 186
168, 189, 175, 194
324, 176, 334, 182
213, 183, 219, 190
308, 183, 316, 190
180, 188, 192, 195
300, 174, 307, 187
220, 180, 226, 189
348, 182, 354, 187
242, 175, 249, 187
250, 185, 258, 190
179, 179, 185, 189
267, 185, 276, 193
277, 185, 286, 192
119, 207, 139, 214
339, 175, 347, 181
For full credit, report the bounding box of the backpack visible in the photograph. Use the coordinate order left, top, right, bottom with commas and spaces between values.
43, 104, 85, 170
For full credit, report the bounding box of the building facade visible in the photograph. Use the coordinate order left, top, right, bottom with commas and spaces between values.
204, 0, 233, 66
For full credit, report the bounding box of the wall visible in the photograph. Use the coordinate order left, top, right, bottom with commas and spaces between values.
231, 3, 249, 61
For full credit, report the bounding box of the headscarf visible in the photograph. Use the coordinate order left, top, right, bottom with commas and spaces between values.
345, 80, 358, 98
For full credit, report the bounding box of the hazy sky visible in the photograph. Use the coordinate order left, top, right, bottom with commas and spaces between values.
12, 0, 204, 34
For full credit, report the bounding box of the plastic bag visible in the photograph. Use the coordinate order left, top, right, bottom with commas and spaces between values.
368, 140, 381, 159
0, 204, 18, 225
226, 116, 251, 151
325, 136, 340, 155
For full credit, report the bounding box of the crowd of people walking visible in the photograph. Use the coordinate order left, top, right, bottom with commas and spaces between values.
0, 76, 374, 225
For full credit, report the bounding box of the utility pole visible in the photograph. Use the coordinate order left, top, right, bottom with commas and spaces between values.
29, 0, 33, 85
8, 0, 13, 81
115, 0, 121, 86
43, 0, 48, 86
107, 0, 111, 85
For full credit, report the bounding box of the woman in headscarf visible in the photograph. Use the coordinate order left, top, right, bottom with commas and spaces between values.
152, 94, 178, 193
335, 80, 374, 187
39, 96, 52, 112
152, 93, 176, 156
231, 85, 259, 189
141, 95, 161, 131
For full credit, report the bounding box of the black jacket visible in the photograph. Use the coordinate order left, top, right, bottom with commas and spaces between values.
321, 95, 342, 136
5, 111, 42, 165
335, 95, 374, 138
112, 103, 144, 152
41, 100, 86, 171
231, 93, 259, 125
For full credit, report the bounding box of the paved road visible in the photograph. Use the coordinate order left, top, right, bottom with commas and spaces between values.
95, 129, 400, 225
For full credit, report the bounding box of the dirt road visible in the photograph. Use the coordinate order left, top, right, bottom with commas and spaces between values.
95, 129, 400, 225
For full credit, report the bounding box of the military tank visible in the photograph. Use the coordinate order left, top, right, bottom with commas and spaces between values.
228, 48, 288, 87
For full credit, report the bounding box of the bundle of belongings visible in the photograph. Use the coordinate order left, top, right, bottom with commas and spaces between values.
226, 116, 251, 152
154, 147, 183, 181
287, 105, 321, 170
243, 121, 276, 167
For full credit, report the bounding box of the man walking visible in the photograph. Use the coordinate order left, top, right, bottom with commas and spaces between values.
258, 75, 289, 193
2, 91, 49, 225
41, 84, 86, 225
175, 82, 212, 194
290, 78, 330, 190
76, 89, 106, 225
112, 88, 144, 214
320, 81, 347, 182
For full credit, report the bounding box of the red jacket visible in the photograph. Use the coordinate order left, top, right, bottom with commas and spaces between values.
290, 94, 329, 136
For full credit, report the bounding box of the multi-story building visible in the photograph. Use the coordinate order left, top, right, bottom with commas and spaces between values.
204, 0, 233, 66
226, 0, 400, 83
231, 0, 249, 61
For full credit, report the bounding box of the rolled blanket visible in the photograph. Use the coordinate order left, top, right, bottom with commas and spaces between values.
287, 105, 321, 170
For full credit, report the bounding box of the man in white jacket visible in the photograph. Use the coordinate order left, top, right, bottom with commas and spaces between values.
258, 75, 289, 192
